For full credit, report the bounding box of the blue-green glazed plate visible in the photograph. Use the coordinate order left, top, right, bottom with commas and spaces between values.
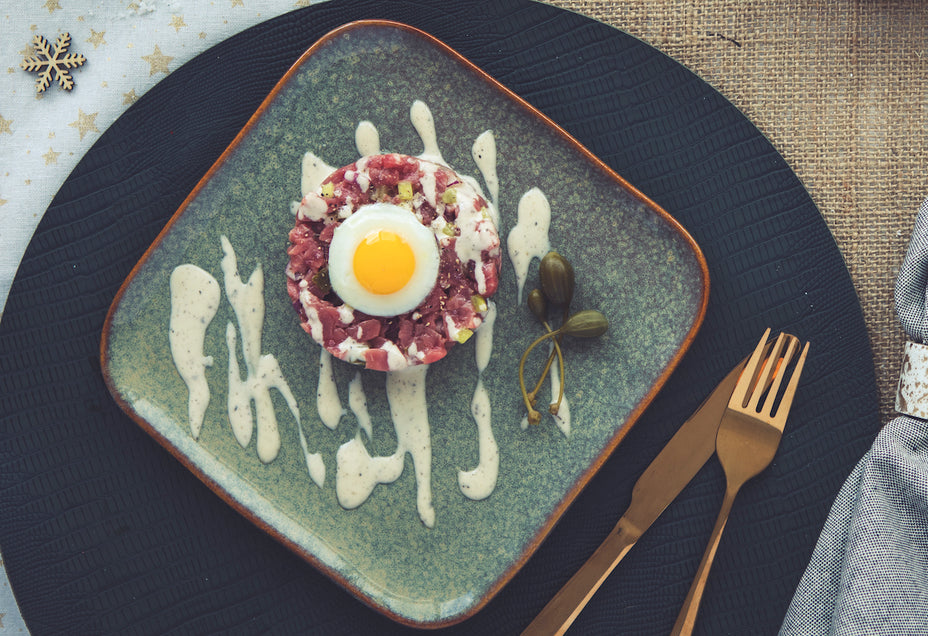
101, 21, 708, 628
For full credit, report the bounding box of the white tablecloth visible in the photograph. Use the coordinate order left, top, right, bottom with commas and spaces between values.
0, 2, 326, 632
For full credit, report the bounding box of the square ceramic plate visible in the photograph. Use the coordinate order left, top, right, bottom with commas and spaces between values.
101, 21, 708, 628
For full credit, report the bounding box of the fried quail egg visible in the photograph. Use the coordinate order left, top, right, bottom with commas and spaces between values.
327, 202, 440, 317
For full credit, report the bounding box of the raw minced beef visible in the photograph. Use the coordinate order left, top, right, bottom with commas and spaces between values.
286, 153, 501, 371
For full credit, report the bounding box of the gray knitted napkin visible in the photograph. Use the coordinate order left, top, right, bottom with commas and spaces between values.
780, 197, 928, 635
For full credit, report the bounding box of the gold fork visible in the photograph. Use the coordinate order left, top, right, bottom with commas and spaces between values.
670, 329, 809, 636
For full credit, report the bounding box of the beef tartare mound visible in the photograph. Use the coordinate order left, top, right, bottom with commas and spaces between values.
286, 153, 501, 371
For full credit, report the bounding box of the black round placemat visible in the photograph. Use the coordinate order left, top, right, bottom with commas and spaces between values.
0, 1, 880, 634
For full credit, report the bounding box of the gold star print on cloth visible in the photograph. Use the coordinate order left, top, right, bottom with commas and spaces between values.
86, 29, 107, 49
141, 44, 173, 75
68, 109, 99, 140
1, 3, 331, 629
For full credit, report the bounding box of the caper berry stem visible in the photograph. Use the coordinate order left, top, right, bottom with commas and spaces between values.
519, 326, 565, 424
550, 334, 566, 415
527, 299, 571, 403
528, 320, 563, 404
528, 350, 554, 405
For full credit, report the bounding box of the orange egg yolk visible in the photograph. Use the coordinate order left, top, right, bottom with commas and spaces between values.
353, 230, 416, 295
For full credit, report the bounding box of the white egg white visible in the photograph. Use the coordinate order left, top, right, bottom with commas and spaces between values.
327, 202, 440, 317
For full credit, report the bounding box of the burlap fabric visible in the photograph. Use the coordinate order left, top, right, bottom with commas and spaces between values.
549, 0, 928, 423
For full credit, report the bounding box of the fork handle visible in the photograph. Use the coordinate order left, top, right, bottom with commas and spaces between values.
521, 517, 643, 636
670, 486, 739, 636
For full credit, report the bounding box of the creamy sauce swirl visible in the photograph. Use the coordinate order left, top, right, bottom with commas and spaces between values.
335, 435, 405, 511
411, 99, 444, 164
316, 349, 345, 431
348, 371, 373, 440
458, 301, 499, 500
385, 366, 435, 527
472, 130, 499, 219
169, 238, 325, 484
334, 365, 435, 527
169, 264, 220, 439
220, 235, 316, 466
507, 187, 552, 302
355, 120, 380, 157
301, 152, 336, 197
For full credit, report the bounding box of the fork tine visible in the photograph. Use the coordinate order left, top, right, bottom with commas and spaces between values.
772, 340, 810, 427
759, 335, 799, 415
747, 332, 791, 412
731, 327, 771, 408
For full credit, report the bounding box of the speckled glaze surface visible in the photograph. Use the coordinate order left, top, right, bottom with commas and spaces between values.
101, 21, 707, 627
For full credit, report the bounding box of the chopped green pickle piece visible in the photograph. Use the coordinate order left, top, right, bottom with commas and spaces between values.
454, 328, 474, 343
441, 187, 457, 204
471, 294, 488, 313
398, 180, 413, 200
321, 182, 335, 197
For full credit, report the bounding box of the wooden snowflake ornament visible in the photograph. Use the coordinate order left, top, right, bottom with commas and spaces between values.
21, 33, 87, 93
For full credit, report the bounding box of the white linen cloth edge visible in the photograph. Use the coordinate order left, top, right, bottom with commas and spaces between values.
781, 196, 928, 635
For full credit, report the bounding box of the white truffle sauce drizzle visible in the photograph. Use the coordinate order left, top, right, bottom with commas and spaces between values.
348, 371, 373, 440
458, 300, 499, 499
354, 120, 380, 157
168, 100, 565, 529
316, 349, 345, 431
508, 188, 551, 303
169, 264, 220, 440
169, 237, 325, 487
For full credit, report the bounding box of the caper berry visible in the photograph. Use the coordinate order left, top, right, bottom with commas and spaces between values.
519, 250, 607, 429
527, 288, 548, 322
562, 310, 609, 338
539, 251, 575, 306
